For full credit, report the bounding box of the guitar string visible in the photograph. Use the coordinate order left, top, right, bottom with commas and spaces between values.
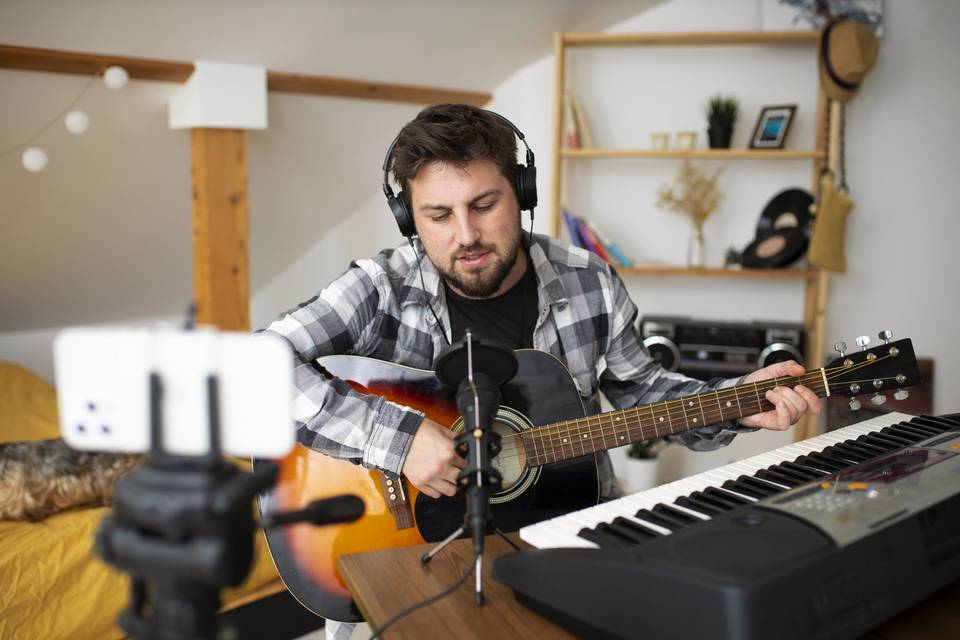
501, 356, 899, 462
490, 373, 905, 467
495, 355, 886, 447
518, 351, 898, 445
490, 362, 903, 466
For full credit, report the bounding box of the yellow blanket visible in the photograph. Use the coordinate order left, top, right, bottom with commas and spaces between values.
0, 362, 282, 639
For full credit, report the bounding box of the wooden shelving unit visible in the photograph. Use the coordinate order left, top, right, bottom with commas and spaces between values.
551, 30, 835, 442
560, 148, 825, 160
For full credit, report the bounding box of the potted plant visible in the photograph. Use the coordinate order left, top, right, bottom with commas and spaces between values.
706, 94, 739, 149
624, 438, 664, 492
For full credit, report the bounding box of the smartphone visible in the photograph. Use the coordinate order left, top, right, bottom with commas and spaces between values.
54, 327, 295, 458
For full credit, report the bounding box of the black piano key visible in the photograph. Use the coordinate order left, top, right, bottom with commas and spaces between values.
892, 424, 937, 440
756, 468, 804, 488
848, 438, 889, 456
608, 517, 659, 543
721, 479, 768, 500
771, 463, 819, 482
687, 491, 737, 512
739, 475, 786, 495
701, 487, 750, 507
633, 509, 683, 532
822, 444, 870, 463
808, 451, 856, 469
577, 527, 622, 548
780, 461, 825, 479
590, 524, 638, 548
892, 424, 930, 441
675, 496, 723, 517
862, 433, 905, 449
908, 424, 943, 437
907, 416, 956, 436
876, 428, 916, 446
653, 503, 702, 525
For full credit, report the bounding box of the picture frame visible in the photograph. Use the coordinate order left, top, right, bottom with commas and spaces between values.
749, 104, 796, 149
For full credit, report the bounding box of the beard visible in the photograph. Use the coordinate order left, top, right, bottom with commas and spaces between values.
437, 232, 522, 298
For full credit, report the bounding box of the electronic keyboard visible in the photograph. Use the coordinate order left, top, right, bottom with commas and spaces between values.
493, 412, 960, 640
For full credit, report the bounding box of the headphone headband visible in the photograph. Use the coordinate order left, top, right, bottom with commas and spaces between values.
382, 108, 537, 238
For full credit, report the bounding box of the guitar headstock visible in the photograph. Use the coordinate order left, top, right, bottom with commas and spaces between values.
824, 331, 920, 409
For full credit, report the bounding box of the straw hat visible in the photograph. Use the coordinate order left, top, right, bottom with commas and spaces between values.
818, 18, 879, 102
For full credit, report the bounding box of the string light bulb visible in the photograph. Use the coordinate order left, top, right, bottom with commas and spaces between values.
22, 147, 49, 172
103, 65, 129, 91
65, 110, 90, 134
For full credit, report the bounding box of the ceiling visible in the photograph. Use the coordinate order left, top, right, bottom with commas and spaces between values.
0, 0, 655, 332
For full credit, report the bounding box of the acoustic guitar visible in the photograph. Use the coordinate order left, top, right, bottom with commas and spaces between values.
256, 338, 920, 622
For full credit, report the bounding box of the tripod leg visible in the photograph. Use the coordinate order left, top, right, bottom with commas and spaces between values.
421, 524, 465, 564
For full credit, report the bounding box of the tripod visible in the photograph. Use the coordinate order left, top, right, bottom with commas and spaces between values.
97, 370, 363, 639
421, 332, 518, 606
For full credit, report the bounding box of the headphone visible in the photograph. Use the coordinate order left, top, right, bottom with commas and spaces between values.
381, 109, 538, 238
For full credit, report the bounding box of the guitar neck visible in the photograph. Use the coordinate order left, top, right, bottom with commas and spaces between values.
520, 369, 830, 468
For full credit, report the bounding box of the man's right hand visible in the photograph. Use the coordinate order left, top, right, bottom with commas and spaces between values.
401, 418, 464, 498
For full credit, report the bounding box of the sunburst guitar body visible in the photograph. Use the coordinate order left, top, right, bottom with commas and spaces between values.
255, 350, 600, 623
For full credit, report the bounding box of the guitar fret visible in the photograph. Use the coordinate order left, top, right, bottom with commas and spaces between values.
714, 389, 725, 422
753, 382, 763, 411
648, 405, 657, 438
696, 395, 707, 426
614, 411, 626, 445
598, 413, 609, 450
678, 397, 690, 429
734, 385, 744, 418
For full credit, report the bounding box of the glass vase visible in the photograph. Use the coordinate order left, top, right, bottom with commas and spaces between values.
687, 224, 705, 268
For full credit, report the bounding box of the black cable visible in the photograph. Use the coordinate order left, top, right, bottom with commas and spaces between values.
409, 237, 452, 346
367, 551, 479, 640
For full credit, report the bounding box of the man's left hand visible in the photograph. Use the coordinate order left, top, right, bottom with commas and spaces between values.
737, 360, 821, 431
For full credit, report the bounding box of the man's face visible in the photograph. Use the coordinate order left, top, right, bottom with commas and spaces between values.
409, 159, 526, 299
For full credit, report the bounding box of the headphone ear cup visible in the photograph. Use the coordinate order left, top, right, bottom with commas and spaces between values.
388, 189, 416, 238
515, 163, 538, 212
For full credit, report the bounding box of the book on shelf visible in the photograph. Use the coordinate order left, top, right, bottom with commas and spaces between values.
562, 92, 593, 150
569, 93, 593, 148
563, 93, 580, 149
561, 208, 634, 268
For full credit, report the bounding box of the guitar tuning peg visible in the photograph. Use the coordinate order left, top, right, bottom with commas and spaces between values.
849, 398, 862, 411
834, 341, 847, 357
856, 336, 871, 351
870, 393, 887, 406
894, 389, 910, 401
878, 330, 893, 344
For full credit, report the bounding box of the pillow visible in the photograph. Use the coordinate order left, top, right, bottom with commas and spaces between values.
0, 361, 60, 444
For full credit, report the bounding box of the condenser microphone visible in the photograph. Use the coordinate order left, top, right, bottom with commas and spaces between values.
261, 494, 365, 529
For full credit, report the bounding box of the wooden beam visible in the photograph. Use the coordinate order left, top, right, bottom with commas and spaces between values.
191, 128, 250, 331
0, 44, 193, 81
0, 44, 491, 105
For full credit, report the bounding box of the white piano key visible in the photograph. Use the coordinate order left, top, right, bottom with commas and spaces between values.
520, 413, 918, 548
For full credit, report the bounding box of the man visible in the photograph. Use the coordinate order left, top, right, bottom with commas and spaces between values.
264, 104, 820, 637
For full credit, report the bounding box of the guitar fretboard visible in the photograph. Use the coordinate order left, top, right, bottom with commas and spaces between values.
520, 372, 829, 468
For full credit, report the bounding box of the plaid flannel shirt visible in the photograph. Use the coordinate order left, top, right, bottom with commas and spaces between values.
263, 234, 754, 495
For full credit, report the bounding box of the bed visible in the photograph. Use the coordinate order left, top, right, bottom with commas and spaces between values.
0, 361, 284, 639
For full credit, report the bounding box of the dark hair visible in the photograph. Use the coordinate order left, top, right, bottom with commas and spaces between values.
390, 104, 518, 198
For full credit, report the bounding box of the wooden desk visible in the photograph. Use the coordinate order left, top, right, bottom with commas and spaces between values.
339, 534, 959, 640
338, 534, 574, 639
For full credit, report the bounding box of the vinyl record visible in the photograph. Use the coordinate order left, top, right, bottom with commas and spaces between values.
756, 188, 814, 240
741, 228, 807, 268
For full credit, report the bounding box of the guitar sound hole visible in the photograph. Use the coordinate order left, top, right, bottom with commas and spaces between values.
492, 420, 526, 491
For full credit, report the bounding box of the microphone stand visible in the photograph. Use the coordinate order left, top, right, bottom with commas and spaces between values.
420, 331, 516, 606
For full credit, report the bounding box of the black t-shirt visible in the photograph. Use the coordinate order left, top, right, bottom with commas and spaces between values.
444, 263, 538, 349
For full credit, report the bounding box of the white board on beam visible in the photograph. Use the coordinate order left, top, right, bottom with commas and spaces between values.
169, 60, 267, 130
